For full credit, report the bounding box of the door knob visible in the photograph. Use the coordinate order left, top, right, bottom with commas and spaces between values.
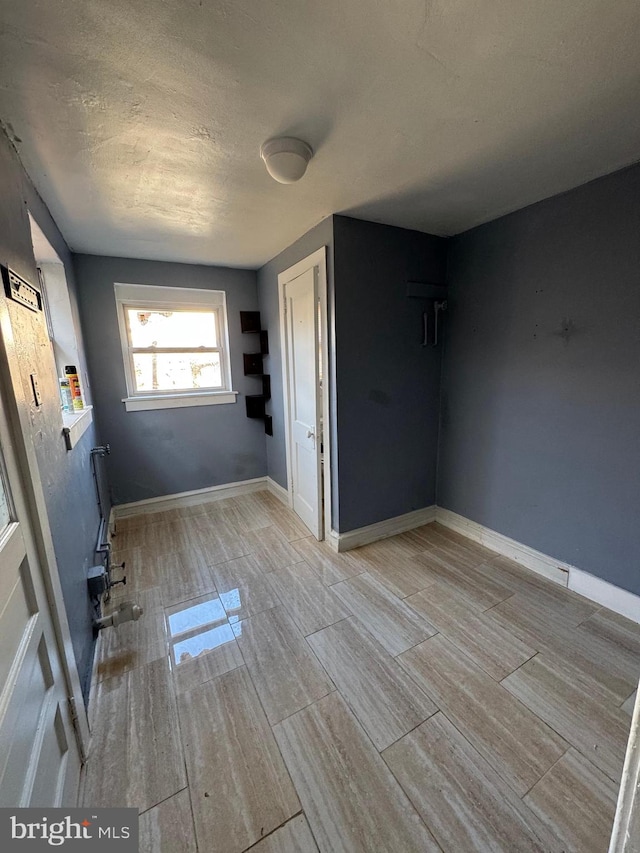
307, 429, 315, 439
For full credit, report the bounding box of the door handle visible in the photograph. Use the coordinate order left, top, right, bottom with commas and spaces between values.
307, 429, 315, 440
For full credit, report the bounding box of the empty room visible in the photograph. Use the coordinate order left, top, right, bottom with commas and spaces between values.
0, 1, 639, 851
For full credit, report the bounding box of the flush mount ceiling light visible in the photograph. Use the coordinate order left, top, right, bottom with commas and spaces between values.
260, 137, 313, 184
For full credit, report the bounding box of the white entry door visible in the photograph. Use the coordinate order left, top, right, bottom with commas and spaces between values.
0, 390, 82, 806
281, 265, 323, 538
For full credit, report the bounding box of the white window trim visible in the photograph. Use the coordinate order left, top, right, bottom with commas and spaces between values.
122, 391, 237, 412
62, 405, 94, 450
114, 282, 236, 411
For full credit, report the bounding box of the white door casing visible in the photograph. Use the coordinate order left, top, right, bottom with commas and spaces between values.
278, 248, 331, 540
609, 684, 640, 851
284, 267, 322, 536
0, 292, 87, 807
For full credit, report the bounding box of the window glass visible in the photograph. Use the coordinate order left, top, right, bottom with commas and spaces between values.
132, 352, 222, 392
126, 309, 217, 349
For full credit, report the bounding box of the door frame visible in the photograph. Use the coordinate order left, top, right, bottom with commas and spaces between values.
0, 293, 90, 762
609, 684, 640, 850
278, 247, 332, 540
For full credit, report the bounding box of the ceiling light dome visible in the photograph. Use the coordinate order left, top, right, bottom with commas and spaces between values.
260, 137, 313, 184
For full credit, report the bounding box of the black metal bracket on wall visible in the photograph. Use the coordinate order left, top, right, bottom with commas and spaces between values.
407, 281, 448, 347
240, 311, 272, 435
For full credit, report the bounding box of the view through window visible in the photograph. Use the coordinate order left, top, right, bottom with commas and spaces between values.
126, 308, 222, 392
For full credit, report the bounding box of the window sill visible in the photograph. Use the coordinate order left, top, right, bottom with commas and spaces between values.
122, 392, 238, 412
62, 406, 93, 451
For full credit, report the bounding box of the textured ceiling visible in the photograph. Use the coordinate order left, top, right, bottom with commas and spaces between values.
1, 0, 640, 267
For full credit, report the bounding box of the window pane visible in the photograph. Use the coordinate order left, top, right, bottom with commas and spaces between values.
127, 309, 217, 348
133, 352, 222, 392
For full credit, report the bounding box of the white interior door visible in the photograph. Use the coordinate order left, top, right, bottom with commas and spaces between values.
0, 391, 82, 807
283, 267, 323, 538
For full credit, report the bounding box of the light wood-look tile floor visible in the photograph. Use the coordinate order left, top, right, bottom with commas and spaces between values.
82, 491, 640, 852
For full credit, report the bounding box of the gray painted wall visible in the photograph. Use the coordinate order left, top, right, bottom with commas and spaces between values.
0, 129, 101, 700
73, 254, 266, 505
257, 215, 447, 535
257, 217, 338, 525
333, 216, 447, 531
439, 163, 640, 595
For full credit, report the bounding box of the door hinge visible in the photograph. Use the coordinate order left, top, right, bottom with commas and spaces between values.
68, 695, 79, 725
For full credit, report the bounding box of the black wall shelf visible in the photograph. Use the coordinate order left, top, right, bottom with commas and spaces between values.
243, 352, 264, 376
240, 311, 271, 436
240, 311, 261, 333
245, 395, 266, 419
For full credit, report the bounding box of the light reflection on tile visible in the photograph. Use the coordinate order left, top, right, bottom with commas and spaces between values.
172, 623, 236, 666
167, 597, 227, 638
219, 587, 242, 615
165, 593, 237, 669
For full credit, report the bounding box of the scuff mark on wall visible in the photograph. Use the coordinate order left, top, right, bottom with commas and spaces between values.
555, 317, 579, 344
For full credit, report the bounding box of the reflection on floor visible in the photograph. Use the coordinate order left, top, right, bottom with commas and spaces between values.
82, 489, 640, 852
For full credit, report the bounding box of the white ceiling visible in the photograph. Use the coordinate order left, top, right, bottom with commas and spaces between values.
1, 0, 640, 268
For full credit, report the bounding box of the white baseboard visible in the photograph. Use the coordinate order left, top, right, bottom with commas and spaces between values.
109, 480, 640, 624
112, 476, 269, 519
326, 529, 341, 552
332, 505, 437, 552
435, 507, 569, 587
569, 568, 640, 624
266, 477, 291, 507
436, 507, 640, 624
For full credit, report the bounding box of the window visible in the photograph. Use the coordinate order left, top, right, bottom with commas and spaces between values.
28, 212, 94, 449
115, 283, 236, 411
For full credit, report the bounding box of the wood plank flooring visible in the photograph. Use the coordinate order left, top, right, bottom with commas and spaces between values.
84, 494, 639, 851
